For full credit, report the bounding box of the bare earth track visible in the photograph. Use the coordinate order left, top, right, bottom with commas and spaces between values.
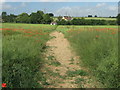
39, 31, 100, 88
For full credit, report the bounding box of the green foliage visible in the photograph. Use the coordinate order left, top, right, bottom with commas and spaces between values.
64, 26, 118, 88
48, 13, 54, 17
2, 23, 56, 88
67, 70, 88, 77
42, 14, 53, 24
57, 18, 117, 25
117, 14, 120, 25
75, 78, 84, 84
1, 10, 53, 24
16, 13, 29, 23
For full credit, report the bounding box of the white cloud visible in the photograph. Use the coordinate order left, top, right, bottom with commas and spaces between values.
54, 4, 118, 17
21, 2, 26, 7
108, 6, 118, 11
0, 0, 5, 3
96, 3, 106, 8
0, 3, 12, 10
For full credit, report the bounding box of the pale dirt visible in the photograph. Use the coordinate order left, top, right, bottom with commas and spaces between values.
39, 31, 100, 88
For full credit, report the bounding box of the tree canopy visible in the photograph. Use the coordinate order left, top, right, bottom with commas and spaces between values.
1, 10, 53, 24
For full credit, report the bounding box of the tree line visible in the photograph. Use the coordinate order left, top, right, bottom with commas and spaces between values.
1, 11, 54, 24
1, 10, 120, 25
56, 18, 117, 25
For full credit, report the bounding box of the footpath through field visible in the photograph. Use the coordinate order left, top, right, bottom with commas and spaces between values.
39, 31, 100, 88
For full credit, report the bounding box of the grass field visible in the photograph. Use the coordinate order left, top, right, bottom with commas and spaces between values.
1, 23, 118, 88
56, 25, 118, 88
75, 17, 117, 20
2, 23, 57, 88
53, 17, 117, 21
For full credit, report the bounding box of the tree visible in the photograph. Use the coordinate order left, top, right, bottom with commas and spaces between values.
58, 16, 62, 21
30, 12, 38, 23
30, 11, 44, 24
2, 12, 7, 17
117, 14, 120, 25
94, 15, 97, 17
48, 13, 54, 17
42, 14, 53, 24
36, 10, 44, 23
16, 13, 29, 23
1, 12, 7, 22
88, 15, 92, 17
7, 14, 17, 22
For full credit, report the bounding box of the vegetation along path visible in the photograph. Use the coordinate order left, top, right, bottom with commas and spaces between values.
39, 31, 100, 88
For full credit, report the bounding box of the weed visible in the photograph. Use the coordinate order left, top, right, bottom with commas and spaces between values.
75, 78, 85, 84
67, 70, 88, 77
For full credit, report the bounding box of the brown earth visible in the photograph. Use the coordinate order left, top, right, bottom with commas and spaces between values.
39, 31, 100, 88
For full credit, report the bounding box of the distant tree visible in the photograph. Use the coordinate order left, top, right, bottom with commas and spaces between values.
42, 14, 53, 24
117, 14, 120, 25
36, 10, 44, 23
7, 14, 17, 22
58, 16, 62, 21
30, 12, 38, 23
48, 13, 54, 17
1, 12, 7, 22
88, 15, 92, 17
94, 15, 97, 17
16, 13, 29, 23
2, 12, 7, 17
30, 11, 44, 24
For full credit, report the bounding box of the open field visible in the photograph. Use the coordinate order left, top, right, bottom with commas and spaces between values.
75, 17, 117, 20
56, 25, 118, 88
2, 23, 118, 88
53, 17, 117, 21
2, 23, 57, 88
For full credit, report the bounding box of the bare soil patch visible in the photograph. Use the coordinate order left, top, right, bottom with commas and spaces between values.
39, 31, 100, 88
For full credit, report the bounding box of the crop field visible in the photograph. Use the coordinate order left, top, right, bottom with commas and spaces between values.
54, 17, 117, 21
74, 17, 117, 21
2, 23, 57, 88
1, 23, 118, 88
56, 25, 118, 88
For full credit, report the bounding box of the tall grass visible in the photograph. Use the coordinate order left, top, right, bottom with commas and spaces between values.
62, 26, 118, 88
2, 23, 56, 88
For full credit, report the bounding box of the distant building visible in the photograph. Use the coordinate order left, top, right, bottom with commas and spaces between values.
50, 21, 57, 25
62, 16, 73, 21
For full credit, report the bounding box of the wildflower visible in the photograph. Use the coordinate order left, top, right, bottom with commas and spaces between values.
2, 83, 7, 87
111, 32, 116, 34
96, 35, 99, 38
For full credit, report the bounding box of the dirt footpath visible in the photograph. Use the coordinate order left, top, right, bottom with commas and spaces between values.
39, 31, 100, 88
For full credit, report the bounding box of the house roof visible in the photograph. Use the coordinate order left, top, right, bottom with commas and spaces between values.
63, 16, 72, 20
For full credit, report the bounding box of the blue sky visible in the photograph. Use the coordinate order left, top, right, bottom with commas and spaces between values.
1, 2, 118, 17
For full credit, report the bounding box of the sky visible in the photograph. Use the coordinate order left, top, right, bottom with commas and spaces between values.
0, 1, 119, 17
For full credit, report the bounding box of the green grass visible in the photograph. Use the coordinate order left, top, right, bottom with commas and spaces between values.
67, 70, 88, 77
74, 17, 117, 21
58, 25, 118, 88
75, 78, 85, 84
2, 23, 56, 88
50, 61, 61, 66
53, 17, 117, 21
2, 23, 119, 88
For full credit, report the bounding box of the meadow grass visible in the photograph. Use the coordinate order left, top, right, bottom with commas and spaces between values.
2, 23, 119, 88
57, 25, 118, 88
75, 17, 117, 21
2, 23, 56, 88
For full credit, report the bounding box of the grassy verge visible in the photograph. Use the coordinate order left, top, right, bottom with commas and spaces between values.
57, 25, 118, 88
2, 23, 56, 88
